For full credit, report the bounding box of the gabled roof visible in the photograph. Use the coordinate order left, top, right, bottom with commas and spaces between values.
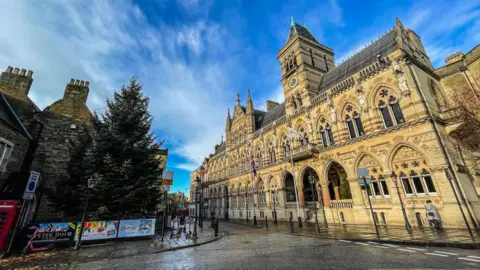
0, 93, 32, 139
258, 102, 285, 128
318, 29, 397, 93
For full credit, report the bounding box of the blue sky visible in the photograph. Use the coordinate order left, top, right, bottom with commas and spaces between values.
1, 0, 479, 195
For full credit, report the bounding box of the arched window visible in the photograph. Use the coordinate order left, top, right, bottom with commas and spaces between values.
367, 175, 389, 198
345, 110, 365, 139
318, 119, 334, 147
421, 169, 436, 194
378, 90, 405, 128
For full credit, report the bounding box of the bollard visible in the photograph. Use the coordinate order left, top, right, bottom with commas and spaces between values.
298, 217, 302, 228
265, 216, 268, 228
289, 217, 294, 233
214, 219, 219, 237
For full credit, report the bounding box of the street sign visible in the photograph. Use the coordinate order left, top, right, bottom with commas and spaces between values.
357, 168, 371, 185
162, 179, 173, 185
23, 171, 40, 200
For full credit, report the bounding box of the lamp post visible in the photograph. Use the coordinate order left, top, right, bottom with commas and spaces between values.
161, 185, 170, 242
273, 189, 278, 224
198, 166, 205, 228
308, 172, 320, 233
193, 175, 200, 239
391, 172, 412, 233
75, 174, 98, 250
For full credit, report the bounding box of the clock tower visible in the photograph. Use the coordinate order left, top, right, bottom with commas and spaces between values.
278, 17, 335, 115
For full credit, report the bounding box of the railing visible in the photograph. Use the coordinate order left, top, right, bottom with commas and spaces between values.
330, 199, 354, 209
287, 143, 318, 161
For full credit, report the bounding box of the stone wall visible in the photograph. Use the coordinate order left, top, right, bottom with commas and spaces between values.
0, 121, 30, 189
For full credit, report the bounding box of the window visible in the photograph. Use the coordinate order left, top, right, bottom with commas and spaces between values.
370, 177, 381, 197
380, 212, 387, 224
0, 139, 14, 172
326, 124, 334, 145
379, 176, 389, 196
345, 111, 365, 139
422, 169, 436, 194
400, 172, 413, 196
340, 212, 345, 223
319, 122, 334, 147
320, 127, 328, 147
410, 171, 425, 195
378, 91, 405, 128
416, 212, 424, 227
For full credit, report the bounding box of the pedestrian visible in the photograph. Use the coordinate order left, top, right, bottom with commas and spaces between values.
425, 200, 441, 231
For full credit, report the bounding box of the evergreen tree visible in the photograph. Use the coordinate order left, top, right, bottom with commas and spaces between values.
85, 76, 163, 219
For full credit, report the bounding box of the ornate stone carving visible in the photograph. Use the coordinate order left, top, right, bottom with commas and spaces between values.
393, 146, 423, 162
359, 155, 378, 168
391, 60, 410, 96
326, 92, 337, 123
306, 113, 313, 133
354, 77, 368, 111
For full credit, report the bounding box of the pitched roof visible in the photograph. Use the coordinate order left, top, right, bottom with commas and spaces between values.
318, 29, 397, 93
214, 140, 226, 155
0, 93, 32, 139
287, 23, 318, 44
258, 102, 285, 128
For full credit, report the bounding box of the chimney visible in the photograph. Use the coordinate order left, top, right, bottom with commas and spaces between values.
0, 66, 34, 96
445, 52, 464, 65
63, 78, 90, 104
266, 100, 280, 112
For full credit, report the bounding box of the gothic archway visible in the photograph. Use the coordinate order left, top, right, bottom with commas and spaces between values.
302, 167, 319, 202
284, 172, 296, 202
326, 162, 352, 200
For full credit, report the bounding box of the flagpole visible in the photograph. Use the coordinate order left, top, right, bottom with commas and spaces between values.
288, 126, 302, 227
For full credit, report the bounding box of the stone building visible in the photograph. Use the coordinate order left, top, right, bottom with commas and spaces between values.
0, 66, 93, 222
195, 18, 480, 229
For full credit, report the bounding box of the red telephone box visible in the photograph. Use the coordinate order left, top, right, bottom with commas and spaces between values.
0, 200, 22, 253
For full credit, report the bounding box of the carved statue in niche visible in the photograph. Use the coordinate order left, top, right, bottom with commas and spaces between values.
306, 113, 313, 133
354, 77, 368, 111
326, 91, 337, 123
391, 60, 410, 96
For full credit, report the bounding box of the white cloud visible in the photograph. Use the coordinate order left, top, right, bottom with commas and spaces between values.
0, 0, 236, 172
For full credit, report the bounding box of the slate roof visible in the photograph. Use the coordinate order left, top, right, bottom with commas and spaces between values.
0, 93, 32, 139
318, 29, 397, 93
258, 102, 285, 128
287, 23, 318, 44
214, 140, 226, 155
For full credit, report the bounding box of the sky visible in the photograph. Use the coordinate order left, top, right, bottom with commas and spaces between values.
1, 0, 479, 194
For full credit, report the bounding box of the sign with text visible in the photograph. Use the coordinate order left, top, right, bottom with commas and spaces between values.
162, 179, 173, 185
27, 222, 77, 243
74, 220, 119, 241
118, 219, 155, 238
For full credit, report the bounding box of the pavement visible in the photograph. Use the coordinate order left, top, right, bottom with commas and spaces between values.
23, 222, 480, 269
0, 226, 221, 270
229, 218, 480, 248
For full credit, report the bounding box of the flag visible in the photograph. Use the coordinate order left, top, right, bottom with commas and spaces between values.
288, 126, 302, 140
250, 154, 257, 177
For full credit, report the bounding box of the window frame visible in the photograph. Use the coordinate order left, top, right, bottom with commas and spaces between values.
0, 138, 14, 172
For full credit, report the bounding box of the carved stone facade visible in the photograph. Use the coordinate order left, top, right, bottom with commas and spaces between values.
192, 19, 480, 229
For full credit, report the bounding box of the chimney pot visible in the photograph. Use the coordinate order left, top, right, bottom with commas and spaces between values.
19, 69, 26, 76
26, 70, 33, 77
85, 81, 90, 87
6, 66, 13, 73
75, 79, 80, 85
13, 68, 20, 74
70, 78, 75, 84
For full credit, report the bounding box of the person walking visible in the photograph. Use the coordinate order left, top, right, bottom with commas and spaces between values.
425, 200, 441, 231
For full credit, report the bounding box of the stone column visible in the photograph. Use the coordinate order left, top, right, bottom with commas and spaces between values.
297, 187, 305, 207
334, 186, 340, 201
322, 187, 331, 207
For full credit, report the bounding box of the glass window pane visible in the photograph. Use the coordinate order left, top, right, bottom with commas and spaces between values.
412, 176, 425, 194
321, 131, 328, 146
347, 120, 356, 139
380, 180, 389, 196
327, 127, 335, 145
401, 177, 413, 195
380, 107, 394, 128
423, 175, 436, 193
391, 102, 405, 124
372, 181, 381, 196
354, 116, 365, 136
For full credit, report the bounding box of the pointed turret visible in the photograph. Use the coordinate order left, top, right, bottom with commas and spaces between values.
246, 89, 254, 115
225, 108, 231, 132
286, 17, 318, 44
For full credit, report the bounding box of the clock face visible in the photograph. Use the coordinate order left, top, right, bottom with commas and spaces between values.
289, 76, 298, 88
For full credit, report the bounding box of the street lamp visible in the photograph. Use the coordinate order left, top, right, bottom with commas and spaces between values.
161, 185, 170, 242
193, 175, 200, 239
198, 166, 205, 228
308, 172, 320, 233
75, 174, 99, 250
317, 185, 328, 228
272, 189, 278, 224
391, 172, 412, 233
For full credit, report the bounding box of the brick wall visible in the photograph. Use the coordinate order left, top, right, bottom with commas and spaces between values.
0, 121, 30, 189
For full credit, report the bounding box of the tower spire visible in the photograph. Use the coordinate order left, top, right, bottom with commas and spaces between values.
225, 108, 231, 132
236, 93, 240, 106
290, 16, 295, 26
246, 89, 254, 115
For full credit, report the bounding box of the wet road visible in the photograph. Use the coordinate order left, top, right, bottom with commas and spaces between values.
66, 222, 480, 269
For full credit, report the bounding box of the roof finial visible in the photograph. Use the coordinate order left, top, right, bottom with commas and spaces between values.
291, 16, 295, 26
396, 17, 404, 29
304, 23, 308, 30
221, 134, 223, 142
236, 93, 240, 105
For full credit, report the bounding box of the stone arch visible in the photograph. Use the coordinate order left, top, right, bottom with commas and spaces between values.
338, 99, 360, 118
386, 142, 432, 171
299, 166, 321, 203
324, 160, 352, 201
369, 83, 402, 108
353, 151, 386, 176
